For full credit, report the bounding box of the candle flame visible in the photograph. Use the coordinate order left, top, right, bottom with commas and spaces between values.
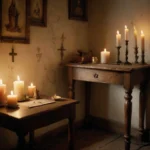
104, 48, 107, 52
117, 30, 119, 34
141, 30, 144, 36
31, 83, 33, 86
17, 76, 20, 81
0, 79, 2, 84
11, 91, 13, 95
125, 25, 127, 29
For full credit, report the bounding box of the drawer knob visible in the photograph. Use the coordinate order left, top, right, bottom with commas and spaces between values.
94, 73, 98, 78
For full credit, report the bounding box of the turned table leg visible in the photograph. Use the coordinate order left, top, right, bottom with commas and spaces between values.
124, 88, 133, 150
85, 82, 91, 126
68, 106, 75, 150
16, 132, 27, 150
29, 131, 35, 149
139, 81, 147, 141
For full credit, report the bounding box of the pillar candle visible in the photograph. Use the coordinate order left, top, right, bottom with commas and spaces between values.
28, 83, 36, 98
7, 91, 17, 107
134, 27, 137, 48
125, 25, 129, 40
116, 31, 121, 47
14, 76, 24, 101
0, 79, 6, 104
100, 48, 110, 64
141, 30, 145, 50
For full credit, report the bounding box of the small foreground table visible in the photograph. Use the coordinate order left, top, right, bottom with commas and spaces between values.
0, 98, 78, 150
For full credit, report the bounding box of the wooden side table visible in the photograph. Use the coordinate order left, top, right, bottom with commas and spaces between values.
67, 63, 150, 150
0, 99, 78, 150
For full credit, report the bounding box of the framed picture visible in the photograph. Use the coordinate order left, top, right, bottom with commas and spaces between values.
0, 0, 30, 44
68, 0, 87, 21
30, 0, 47, 27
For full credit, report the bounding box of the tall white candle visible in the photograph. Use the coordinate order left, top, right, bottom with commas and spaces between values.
0, 79, 6, 104
28, 83, 36, 98
141, 30, 145, 50
14, 76, 24, 101
125, 25, 129, 40
134, 27, 137, 48
7, 91, 17, 107
100, 48, 110, 64
116, 30, 121, 47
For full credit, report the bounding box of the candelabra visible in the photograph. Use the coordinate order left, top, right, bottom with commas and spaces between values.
116, 46, 122, 64
124, 40, 131, 65
141, 48, 146, 65
134, 46, 139, 64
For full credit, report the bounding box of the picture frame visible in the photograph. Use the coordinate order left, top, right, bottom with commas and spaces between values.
30, 0, 47, 27
0, 0, 30, 44
68, 0, 87, 21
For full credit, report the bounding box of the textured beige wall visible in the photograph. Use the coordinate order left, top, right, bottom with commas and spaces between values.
0, 0, 88, 148
88, 0, 150, 128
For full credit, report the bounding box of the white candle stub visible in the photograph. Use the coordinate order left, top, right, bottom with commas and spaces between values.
100, 49, 110, 64
28, 83, 36, 98
0, 79, 6, 104
7, 91, 18, 107
14, 76, 24, 101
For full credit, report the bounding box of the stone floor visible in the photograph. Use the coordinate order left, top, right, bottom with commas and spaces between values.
34, 127, 150, 150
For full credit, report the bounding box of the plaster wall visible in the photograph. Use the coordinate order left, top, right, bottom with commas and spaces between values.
88, 0, 150, 128
0, 0, 88, 148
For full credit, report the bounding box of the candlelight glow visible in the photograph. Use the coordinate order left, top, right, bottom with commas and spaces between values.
125, 25, 127, 29
0, 79, 2, 84
104, 48, 107, 52
117, 30, 119, 34
141, 30, 144, 36
11, 91, 13, 95
31, 83, 33, 86
17, 76, 20, 81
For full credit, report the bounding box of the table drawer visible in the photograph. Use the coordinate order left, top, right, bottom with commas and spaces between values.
72, 68, 123, 84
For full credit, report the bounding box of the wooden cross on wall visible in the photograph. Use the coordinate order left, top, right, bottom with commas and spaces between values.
9, 47, 17, 62
58, 33, 66, 65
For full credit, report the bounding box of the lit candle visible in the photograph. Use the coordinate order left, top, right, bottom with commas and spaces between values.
116, 30, 121, 47
13, 76, 24, 101
141, 30, 145, 50
125, 25, 129, 40
134, 27, 137, 48
0, 79, 6, 104
28, 83, 36, 98
100, 48, 110, 64
7, 91, 17, 107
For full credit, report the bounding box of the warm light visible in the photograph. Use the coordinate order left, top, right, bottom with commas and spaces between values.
117, 30, 119, 34
104, 48, 107, 52
141, 30, 144, 36
11, 91, 13, 95
125, 25, 127, 29
17, 76, 20, 81
0, 79, 2, 84
31, 83, 33, 86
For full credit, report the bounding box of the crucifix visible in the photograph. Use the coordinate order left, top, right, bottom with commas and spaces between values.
58, 33, 66, 65
9, 46, 17, 62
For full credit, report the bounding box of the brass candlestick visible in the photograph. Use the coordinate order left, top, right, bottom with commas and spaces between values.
124, 40, 131, 65
116, 46, 122, 64
141, 48, 146, 65
134, 46, 139, 64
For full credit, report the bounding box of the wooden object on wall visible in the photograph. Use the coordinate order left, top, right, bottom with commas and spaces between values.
9, 46, 17, 62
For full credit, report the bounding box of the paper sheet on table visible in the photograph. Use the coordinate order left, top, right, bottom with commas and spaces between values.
22, 99, 55, 108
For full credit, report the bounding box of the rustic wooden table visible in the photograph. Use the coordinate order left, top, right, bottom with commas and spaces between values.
0, 99, 78, 150
67, 63, 150, 150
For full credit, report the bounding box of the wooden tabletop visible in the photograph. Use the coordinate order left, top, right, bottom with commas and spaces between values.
0, 99, 78, 120
67, 63, 150, 72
